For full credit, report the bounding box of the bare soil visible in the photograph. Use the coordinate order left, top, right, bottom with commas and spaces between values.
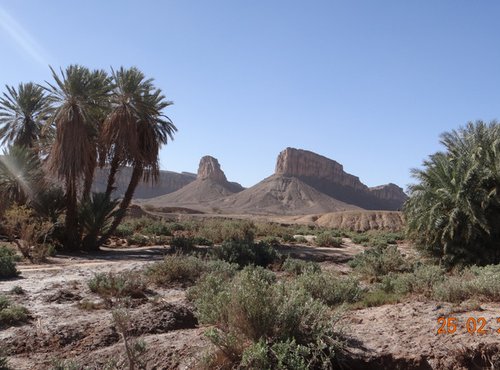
2, 243, 500, 369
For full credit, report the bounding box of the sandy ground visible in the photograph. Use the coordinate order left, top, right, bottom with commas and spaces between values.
2, 243, 500, 369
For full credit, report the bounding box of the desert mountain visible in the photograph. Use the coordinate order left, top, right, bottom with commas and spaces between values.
275, 148, 407, 210
93, 167, 196, 199
142, 148, 406, 215
141, 156, 244, 210
213, 174, 361, 215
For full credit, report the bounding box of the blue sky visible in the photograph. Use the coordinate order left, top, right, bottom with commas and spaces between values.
1, 1, 499, 190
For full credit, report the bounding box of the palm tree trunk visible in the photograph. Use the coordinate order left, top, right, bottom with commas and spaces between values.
98, 164, 142, 246
65, 177, 80, 250
105, 153, 121, 198
82, 162, 96, 201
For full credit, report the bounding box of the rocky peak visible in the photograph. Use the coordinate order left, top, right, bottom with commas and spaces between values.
274, 147, 407, 210
197, 156, 228, 183
275, 147, 367, 191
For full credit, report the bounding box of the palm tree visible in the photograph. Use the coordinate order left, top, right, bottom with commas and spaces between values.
0, 145, 45, 207
44, 65, 111, 250
101, 67, 155, 198
405, 121, 500, 265
0, 82, 53, 151
99, 68, 176, 245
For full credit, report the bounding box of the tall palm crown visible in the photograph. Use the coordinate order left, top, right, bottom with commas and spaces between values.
44, 65, 112, 249
99, 67, 176, 244
134, 85, 177, 181
45, 65, 111, 182
0, 82, 53, 149
100, 67, 176, 195
102, 67, 155, 165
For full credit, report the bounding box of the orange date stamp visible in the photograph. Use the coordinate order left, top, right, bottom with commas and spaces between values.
437, 317, 500, 335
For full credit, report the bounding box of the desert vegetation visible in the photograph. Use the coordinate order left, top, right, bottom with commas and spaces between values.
0, 65, 176, 254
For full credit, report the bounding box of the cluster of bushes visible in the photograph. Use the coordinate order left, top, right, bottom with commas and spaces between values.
347, 231, 404, 248
114, 216, 374, 249
211, 239, 280, 268
348, 245, 410, 281
188, 266, 346, 369
315, 231, 343, 247
88, 271, 148, 306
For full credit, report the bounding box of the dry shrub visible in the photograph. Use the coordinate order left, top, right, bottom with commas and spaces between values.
2, 205, 53, 262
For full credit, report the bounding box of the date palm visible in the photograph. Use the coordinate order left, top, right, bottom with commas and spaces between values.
101, 67, 155, 198
44, 65, 111, 250
99, 68, 176, 245
405, 121, 500, 265
0, 82, 53, 151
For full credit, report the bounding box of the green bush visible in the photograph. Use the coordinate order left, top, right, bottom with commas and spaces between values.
211, 239, 279, 268
357, 289, 404, 308
114, 223, 134, 237
241, 339, 311, 370
196, 219, 255, 244
88, 272, 147, 304
191, 266, 343, 368
348, 245, 409, 280
0, 246, 19, 279
315, 232, 342, 248
0, 295, 29, 327
126, 233, 150, 246
147, 255, 205, 286
148, 255, 238, 288
281, 257, 320, 276
170, 236, 195, 253
350, 234, 370, 245
142, 220, 172, 236
192, 236, 213, 246
431, 265, 500, 303
380, 264, 445, 296
293, 271, 363, 306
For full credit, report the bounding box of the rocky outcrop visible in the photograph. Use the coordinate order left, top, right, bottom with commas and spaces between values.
197, 156, 228, 182
369, 183, 407, 210
274, 148, 407, 210
276, 148, 367, 192
142, 155, 244, 210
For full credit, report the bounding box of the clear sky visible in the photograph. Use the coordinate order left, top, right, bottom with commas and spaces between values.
1, 1, 499, 190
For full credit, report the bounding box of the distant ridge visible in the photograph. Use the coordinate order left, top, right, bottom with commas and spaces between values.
93, 167, 195, 199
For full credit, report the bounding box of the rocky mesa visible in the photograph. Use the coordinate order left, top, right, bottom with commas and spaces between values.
275, 148, 407, 210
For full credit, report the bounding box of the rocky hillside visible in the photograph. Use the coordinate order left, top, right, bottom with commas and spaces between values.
275, 148, 407, 210
215, 175, 361, 215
